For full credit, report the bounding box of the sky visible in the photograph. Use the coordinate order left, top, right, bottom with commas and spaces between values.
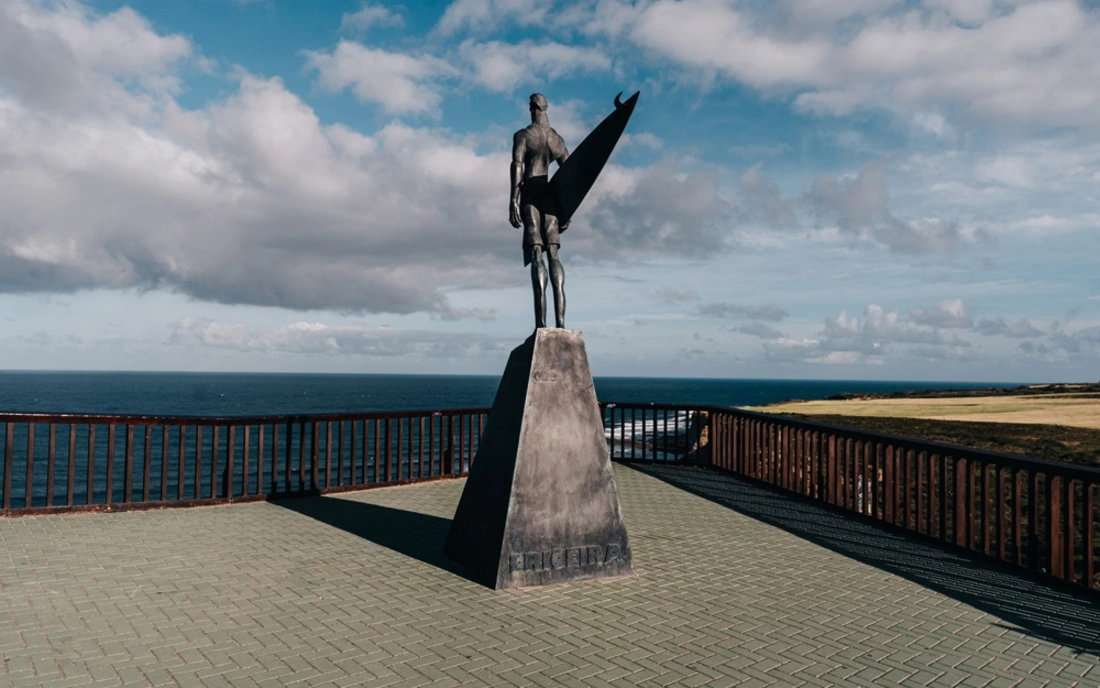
1, 0, 1099, 382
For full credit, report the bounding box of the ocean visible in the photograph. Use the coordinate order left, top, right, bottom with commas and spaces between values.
0, 371, 1018, 416
0, 372, 1018, 508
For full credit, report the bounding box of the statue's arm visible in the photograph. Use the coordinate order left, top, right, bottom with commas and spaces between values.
509, 131, 525, 229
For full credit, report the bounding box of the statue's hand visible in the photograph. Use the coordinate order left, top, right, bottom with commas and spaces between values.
560, 217, 570, 231
509, 200, 521, 229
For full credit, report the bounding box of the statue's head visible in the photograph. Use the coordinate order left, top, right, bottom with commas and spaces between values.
529, 93, 548, 115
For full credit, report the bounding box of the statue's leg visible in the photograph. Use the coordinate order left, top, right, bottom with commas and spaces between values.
547, 242, 565, 329
524, 204, 547, 329
531, 246, 548, 329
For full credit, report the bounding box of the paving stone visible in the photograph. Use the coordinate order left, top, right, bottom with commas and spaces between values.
2, 465, 1099, 687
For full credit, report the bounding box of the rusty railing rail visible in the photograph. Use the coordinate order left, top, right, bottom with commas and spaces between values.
604, 402, 1099, 594
0, 407, 489, 516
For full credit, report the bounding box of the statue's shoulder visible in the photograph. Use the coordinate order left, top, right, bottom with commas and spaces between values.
547, 127, 567, 151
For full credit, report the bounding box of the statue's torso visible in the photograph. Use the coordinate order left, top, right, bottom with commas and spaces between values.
517, 124, 566, 179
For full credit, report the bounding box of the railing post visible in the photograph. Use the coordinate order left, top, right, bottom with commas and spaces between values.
176, 426, 184, 501
299, 421, 307, 491
1013, 467, 1023, 566
310, 421, 319, 491
1049, 475, 1063, 578
3, 422, 12, 510
1066, 478, 1076, 583
194, 426, 203, 501
884, 445, 895, 524
1029, 470, 1041, 570
271, 423, 280, 495
386, 418, 394, 481
26, 422, 36, 509
124, 424, 134, 504
954, 457, 967, 546
983, 463, 993, 555
143, 425, 152, 503
106, 424, 115, 506
1086, 483, 1095, 589
46, 424, 56, 508
67, 424, 77, 506
243, 426, 251, 497
827, 434, 837, 506
257, 425, 264, 495
227, 426, 236, 499
427, 416, 435, 478
915, 451, 925, 532
211, 426, 219, 500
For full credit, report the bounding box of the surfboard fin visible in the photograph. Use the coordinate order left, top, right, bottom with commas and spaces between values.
614, 91, 640, 110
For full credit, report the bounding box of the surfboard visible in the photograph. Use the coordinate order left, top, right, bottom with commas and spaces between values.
550, 91, 640, 228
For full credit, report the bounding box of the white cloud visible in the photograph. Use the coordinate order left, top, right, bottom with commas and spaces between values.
909, 298, 973, 328
734, 322, 785, 340
305, 38, 610, 114
810, 159, 960, 253
15, 2, 192, 76
737, 163, 799, 231
340, 4, 404, 32
0, 0, 730, 319
923, 0, 996, 25
976, 317, 1043, 338
1018, 323, 1100, 362
729, 142, 792, 159
699, 302, 788, 321
764, 303, 972, 364
575, 0, 1100, 134
573, 159, 735, 262
621, 132, 662, 149
652, 287, 699, 303
435, 0, 553, 34
628, 0, 830, 87
304, 41, 455, 116
0, 0, 193, 115
458, 40, 610, 92
171, 318, 505, 358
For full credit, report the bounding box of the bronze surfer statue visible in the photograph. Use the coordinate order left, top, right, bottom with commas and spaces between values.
510, 93, 569, 329
509, 91, 640, 330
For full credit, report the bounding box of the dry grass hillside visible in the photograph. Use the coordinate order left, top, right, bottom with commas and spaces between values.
756, 392, 1100, 430
748, 384, 1100, 467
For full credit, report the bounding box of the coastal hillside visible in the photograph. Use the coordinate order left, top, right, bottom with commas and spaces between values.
749, 382, 1100, 468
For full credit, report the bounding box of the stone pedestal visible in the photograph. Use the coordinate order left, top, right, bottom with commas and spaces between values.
444, 329, 634, 589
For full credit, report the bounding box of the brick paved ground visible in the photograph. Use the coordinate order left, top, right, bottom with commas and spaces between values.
1, 464, 1098, 687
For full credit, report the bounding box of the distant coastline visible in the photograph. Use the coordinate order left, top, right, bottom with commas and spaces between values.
818, 381, 1100, 402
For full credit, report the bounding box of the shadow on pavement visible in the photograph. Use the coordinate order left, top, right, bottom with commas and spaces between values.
624, 462, 1100, 658
270, 493, 479, 585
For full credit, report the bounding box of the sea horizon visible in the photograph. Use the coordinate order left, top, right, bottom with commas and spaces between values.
0, 370, 1033, 417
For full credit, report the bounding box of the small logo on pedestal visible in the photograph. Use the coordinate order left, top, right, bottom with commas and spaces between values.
532, 370, 560, 383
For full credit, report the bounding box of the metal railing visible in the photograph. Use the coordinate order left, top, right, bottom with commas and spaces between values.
603, 402, 1099, 594
0, 408, 488, 515
3, 401, 1097, 594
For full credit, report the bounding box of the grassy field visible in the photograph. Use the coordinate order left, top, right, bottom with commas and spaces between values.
748, 388, 1100, 468
754, 392, 1100, 430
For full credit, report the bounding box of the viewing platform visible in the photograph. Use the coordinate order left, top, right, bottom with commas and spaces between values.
2, 404, 1099, 686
